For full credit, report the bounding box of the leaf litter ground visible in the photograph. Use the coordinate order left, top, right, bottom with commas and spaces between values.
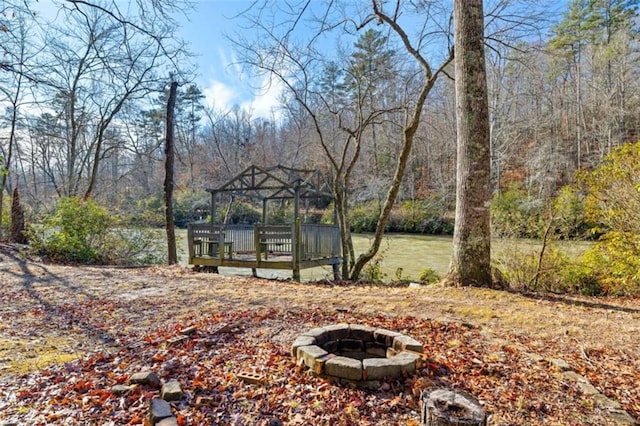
0, 244, 638, 425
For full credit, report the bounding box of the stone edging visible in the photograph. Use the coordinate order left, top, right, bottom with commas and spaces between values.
291, 323, 424, 381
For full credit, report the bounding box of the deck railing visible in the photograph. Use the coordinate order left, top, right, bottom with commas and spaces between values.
301, 224, 341, 259
187, 222, 341, 260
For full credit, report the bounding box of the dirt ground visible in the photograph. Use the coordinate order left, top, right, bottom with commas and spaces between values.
0, 242, 639, 425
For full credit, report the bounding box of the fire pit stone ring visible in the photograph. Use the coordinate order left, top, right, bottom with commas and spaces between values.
292, 323, 424, 382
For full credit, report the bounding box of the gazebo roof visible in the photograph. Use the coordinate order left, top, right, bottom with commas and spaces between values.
206, 165, 332, 200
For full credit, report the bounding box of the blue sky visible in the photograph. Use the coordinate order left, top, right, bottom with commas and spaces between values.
26, 1, 567, 120
178, 1, 285, 119
178, 0, 567, 120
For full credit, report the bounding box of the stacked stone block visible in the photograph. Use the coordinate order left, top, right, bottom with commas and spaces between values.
292, 324, 424, 382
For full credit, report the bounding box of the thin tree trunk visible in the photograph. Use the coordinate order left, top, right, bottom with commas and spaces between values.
10, 188, 27, 244
0, 55, 23, 234
350, 2, 454, 281
445, 0, 492, 287
164, 81, 179, 265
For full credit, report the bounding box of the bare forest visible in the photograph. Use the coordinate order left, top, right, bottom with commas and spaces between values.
2, 2, 640, 424
1, 1, 640, 287
0, 2, 635, 220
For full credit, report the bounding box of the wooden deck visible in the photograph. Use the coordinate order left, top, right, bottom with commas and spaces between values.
188, 223, 341, 279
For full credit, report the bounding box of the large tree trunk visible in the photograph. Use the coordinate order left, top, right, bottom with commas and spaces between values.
164, 81, 179, 265
445, 0, 492, 287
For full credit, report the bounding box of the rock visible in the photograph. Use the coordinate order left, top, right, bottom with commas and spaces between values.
608, 409, 638, 425
161, 380, 183, 401
194, 396, 216, 407
156, 417, 178, 426
324, 356, 363, 381
180, 325, 198, 335
149, 398, 173, 423
290, 335, 316, 357
323, 323, 351, 341
166, 335, 188, 347
362, 358, 401, 380
365, 342, 388, 358
392, 335, 424, 353
373, 329, 402, 346
111, 384, 132, 395
297, 345, 329, 370
348, 324, 375, 342
549, 358, 572, 372
392, 351, 421, 374
421, 388, 487, 426
301, 327, 329, 346
130, 371, 161, 388
236, 371, 265, 385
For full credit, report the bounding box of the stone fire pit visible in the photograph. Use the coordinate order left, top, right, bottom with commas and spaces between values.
291, 323, 424, 382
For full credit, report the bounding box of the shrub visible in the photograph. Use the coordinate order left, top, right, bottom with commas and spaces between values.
105, 227, 167, 265
495, 245, 598, 295
27, 197, 165, 265
418, 268, 440, 285
360, 254, 386, 284
393, 199, 452, 234
348, 198, 453, 235
35, 197, 111, 263
133, 194, 165, 227
0, 194, 10, 239
132, 191, 209, 227
174, 190, 209, 227
349, 201, 381, 233
551, 186, 592, 240
214, 201, 262, 224
320, 203, 336, 224
579, 232, 640, 296
490, 188, 543, 238
574, 141, 640, 295
266, 201, 293, 224
579, 141, 640, 235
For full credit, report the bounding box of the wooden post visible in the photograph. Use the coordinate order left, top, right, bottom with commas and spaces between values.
421, 388, 486, 426
187, 224, 194, 262
262, 198, 268, 224
254, 224, 262, 265
292, 188, 301, 281
210, 191, 216, 224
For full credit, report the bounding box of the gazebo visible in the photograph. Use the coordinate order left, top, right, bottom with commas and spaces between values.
187, 165, 341, 280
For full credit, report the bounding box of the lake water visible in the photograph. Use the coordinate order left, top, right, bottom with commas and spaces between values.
175, 229, 591, 282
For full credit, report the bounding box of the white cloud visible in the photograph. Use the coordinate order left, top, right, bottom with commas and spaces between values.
200, 48, 286, 121
241, 74, 285, 121
217, 48, 243, 80
201, 73, 285, 121
202, 80, 237, 111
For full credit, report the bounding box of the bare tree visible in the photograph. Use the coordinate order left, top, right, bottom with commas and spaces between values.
39, 7, 183, 198
0, 13, 33, 233
164, 80, 178, 265
344, 1, 456, 280
232, 1, 455, 279
1, 0, 191, 207
232, 3, 382, 277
